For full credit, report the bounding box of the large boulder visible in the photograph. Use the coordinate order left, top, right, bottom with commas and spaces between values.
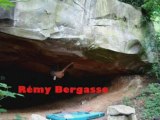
107, 105, 135, 115
0, 0, 150, 75
107, 105, 137, 120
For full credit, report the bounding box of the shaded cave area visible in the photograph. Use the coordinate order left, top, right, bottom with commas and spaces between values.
0, 64, 112, 109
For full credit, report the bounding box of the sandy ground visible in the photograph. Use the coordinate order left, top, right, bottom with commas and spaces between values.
0, 75, 145, 120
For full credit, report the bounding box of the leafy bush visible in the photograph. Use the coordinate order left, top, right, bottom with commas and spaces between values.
119, 0, 145, 7
0, 0, 24, 114
139, 83, 160, 120
0, 83, 23, 113
0, 0, 15, 10
142, 0, 160, 19
146, 33, 160, 79
142, 0, 160, 80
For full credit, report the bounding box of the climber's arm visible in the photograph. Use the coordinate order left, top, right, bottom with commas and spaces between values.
50, 62, 74, 80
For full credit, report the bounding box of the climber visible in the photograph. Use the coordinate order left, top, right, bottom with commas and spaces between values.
50, 62, 74, 80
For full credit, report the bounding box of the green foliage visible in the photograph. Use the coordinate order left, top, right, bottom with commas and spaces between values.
0, 0, 15, 10
142, 0, 160, 20
147, 33, 160, 79
152, 63, 160, 79
119, 0, 145, 7
139, 83, 160, 120
140, 0, 160, 80
122, 84, 160, 119
0, 83, 24, 113
0, 108, 7, 113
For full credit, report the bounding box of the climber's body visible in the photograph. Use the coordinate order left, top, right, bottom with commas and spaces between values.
50, 62, 74, 80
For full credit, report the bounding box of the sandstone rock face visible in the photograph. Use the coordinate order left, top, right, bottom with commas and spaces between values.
0, 0, 144, 54
0, 0, 150, 75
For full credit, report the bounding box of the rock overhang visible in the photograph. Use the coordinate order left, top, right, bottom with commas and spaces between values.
0, 0, 151, 76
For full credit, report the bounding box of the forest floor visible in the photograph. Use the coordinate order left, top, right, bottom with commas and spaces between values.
0, 75, 147, 120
